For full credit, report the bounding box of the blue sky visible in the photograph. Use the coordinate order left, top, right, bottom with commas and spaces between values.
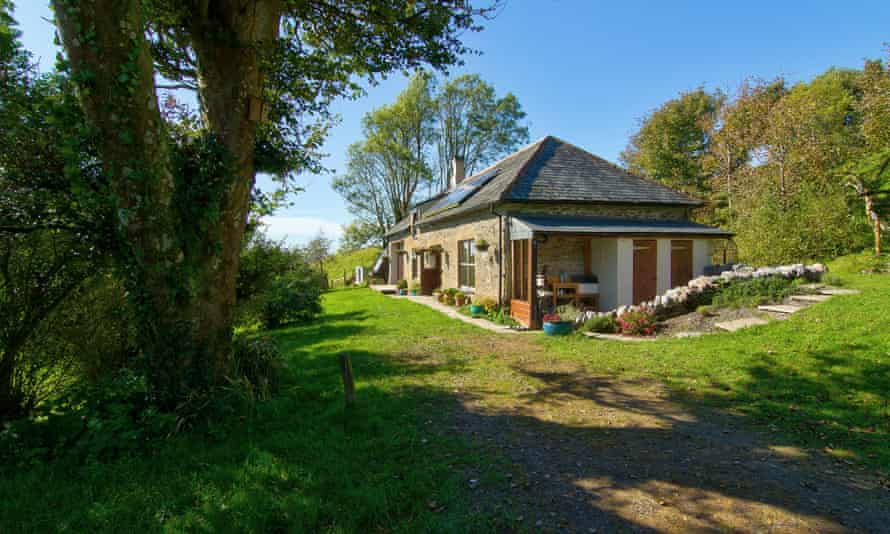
13, 1, 890, 245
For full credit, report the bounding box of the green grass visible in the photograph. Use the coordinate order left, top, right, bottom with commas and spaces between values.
2, 251, 888, 531
325, 247, 381, 286
0, 290, 500, 532
540, 250, 890, 467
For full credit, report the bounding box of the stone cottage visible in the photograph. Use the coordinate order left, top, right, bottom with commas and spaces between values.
385, 136, 732, 328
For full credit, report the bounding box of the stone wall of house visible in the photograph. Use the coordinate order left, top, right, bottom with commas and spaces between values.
500, 202, 689, 221
392, 209, 504, 300
537, 235, 587, 279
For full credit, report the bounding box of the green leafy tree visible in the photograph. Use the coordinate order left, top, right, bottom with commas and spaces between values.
51, 0, 494, 406
434, 74, 529, 189
335, 71, 528, 245
303, 230, 333, 276
339, 220, 382, 252
333, 73, 437, 242
620, 88, 723, 194
847, 58, 890, 255
0, 3, 114, 417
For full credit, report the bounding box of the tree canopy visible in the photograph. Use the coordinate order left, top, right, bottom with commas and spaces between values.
623, 57, 890, 264
49, 0, 497, 406
333, 71, 528, 245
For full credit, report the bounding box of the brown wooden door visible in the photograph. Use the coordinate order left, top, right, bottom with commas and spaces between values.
633, 239, 658, 304
671, 240, 693, 288
420, 251, 441, 294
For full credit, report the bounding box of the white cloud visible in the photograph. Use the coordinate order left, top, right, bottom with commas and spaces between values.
260, 216, 343, 246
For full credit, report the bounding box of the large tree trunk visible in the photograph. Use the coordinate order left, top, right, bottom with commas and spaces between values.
53, 0, 280, 407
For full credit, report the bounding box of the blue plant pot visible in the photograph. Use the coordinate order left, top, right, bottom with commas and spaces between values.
543, 320, 573, 336
469, 304, 485, 315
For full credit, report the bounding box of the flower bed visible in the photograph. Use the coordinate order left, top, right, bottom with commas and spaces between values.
577, 262, 827, 326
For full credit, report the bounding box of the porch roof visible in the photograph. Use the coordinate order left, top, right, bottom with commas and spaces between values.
509, 214, 733, 239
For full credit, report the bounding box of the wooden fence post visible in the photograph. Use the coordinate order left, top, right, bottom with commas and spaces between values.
339, 353, 355, 407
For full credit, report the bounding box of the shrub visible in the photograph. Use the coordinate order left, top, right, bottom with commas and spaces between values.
488, 307, 519, 327
396, 279, 408, 290
409, 281, 421, 291
230, 335, 285, 401
696, 304, 715, 316
556, 303, 582, 322
478, 296, 498, 313
0, 369, 176, 466
710, 276, 794, 309
260, 268, 323, 329
583, 315, 617, 333
617, 309, 657, 336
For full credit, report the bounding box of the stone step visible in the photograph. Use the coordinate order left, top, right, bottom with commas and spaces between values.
790, 294, 832, 303
758, 304, 805, 314
818, 288, 860, 296
582, 332, 656, 342
714, 317, 769, 332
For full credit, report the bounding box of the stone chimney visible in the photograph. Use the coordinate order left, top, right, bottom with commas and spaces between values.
450, 156, 465, 188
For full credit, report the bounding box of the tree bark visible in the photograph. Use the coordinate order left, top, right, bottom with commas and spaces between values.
53, 0, 281, 407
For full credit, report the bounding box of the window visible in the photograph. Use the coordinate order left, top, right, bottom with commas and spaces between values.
458, 239, 476, 288
411, 254, 418, 279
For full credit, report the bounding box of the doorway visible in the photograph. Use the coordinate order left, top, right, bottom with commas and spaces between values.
633, 239, 657, 304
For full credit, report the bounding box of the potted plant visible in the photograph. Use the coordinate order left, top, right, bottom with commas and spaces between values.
469, 300, 486, 316
396, 279, 408, 296
409, 281, 421, 296
454, 291, 467, 306
475, 238, 490, 251
542, 312, 573, 336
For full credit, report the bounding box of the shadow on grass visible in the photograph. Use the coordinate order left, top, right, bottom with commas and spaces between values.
695, 340, 890, 467
3, 289, 889, 532
447, 364, 890, 532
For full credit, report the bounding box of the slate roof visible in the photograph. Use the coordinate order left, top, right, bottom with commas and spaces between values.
513, 214, 733, 237
386, 136, 702, 236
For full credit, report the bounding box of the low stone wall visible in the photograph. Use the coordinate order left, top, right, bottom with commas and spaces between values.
577, 263, 828, 324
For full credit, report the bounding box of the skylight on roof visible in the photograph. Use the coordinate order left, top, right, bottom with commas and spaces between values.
424, 168, 501, 216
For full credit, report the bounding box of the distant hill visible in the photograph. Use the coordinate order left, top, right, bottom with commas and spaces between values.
326, 247, 382, 286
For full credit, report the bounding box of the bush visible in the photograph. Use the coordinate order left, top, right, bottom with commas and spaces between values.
617, 309, 657, 336
396, 279, 408, 290
409, 281, 421, 291
710, 276, 794, 309
583, 315, 617, 333
260, 267, 323, 329
230, 335, 285, 401
555, 303, 582, 322
477, 296, 498, 314
0, 369, 176, 466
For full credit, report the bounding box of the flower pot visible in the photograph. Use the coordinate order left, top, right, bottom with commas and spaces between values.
409, 289, 418, 296
455, 296, 466, 306
543, 320, 573, 336
398, 289, 407, 296
469, 304, 485, 315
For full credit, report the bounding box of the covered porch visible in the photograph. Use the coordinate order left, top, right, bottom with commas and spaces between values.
507, 215, 732, 328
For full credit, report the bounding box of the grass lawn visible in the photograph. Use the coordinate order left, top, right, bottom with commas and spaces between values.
542, 251, 890, 468
1, 252, 888, 531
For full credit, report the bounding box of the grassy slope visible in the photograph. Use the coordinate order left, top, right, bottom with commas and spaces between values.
0, 291, 496, 532
1, 251, 887, 531
541, 251, 890, 467
325, 247, 381, 285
